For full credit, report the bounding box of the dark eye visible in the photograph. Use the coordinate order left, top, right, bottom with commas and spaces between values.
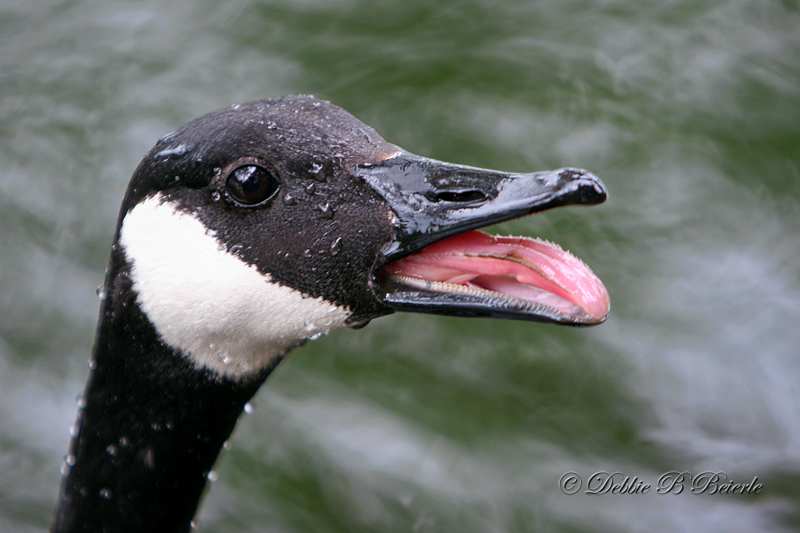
225, 165, 279, 206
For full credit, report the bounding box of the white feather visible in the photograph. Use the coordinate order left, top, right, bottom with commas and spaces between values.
118, 194, 351, 379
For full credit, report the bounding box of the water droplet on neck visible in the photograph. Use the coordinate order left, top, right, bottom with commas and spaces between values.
96, 285, 107, 301
243, 402, 255, 414
99, 488, 112, 499
87, 359, 97, 370
207, 470, 219, 482
305, 183, 316, 195
303, 249, 312, 258
282, 192, 297, 205
65, 454, 76, 466
318, 203, 334, 219
330, 237, 343, 256
106, 444, 118, 457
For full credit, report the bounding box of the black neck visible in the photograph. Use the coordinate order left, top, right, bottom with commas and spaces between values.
53, 261, 276, 533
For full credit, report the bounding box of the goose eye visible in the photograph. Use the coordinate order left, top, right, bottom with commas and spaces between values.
226, 165, 279, 206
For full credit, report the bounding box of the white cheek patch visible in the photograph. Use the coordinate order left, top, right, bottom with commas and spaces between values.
118, 194, 351, 379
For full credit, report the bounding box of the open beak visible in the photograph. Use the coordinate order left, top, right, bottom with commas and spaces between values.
354, 152, 610, 325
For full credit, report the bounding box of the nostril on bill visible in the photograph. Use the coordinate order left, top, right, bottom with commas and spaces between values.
432, 190, 487, 203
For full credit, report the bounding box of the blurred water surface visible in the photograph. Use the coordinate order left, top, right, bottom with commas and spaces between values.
1, 0, 799, 531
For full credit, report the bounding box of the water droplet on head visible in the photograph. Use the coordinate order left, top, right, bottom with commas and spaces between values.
231, 104, 241, 110
282, 192, 297, 205
243, 402, 255, 414
211, 191, 221, 202
87, 359, 97, 370
106, 444, 118, 457
348, 318, 372, 330
99, 488, 112, 500
159, 130, 178, 144
218, 352, 232, 365
76, 394, 87, 408
330, 237, 343, 256
309, 162, 323, 175
70, 424, 80, 437
96, 285, 107, 301
303, 249, 312, 258
156, 144, 190, 159
266, 121, 277, 130
65, 454, 76, 466
119, 436, 130, 447
60, 463, 70, 476
207, 470, 219, 482
223, 440, 230, 449
305, 183, 316, 195
308, 332, 326, 341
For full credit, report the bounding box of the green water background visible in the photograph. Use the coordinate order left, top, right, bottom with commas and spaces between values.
1, 1, 799, 531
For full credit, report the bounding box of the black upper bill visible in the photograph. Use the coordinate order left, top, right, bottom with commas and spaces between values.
354, 152, 607, 262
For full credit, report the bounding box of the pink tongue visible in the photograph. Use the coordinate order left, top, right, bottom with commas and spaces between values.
382, 230, 609, 321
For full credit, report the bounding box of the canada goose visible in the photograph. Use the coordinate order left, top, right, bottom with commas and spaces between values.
53, 95, 609, 532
